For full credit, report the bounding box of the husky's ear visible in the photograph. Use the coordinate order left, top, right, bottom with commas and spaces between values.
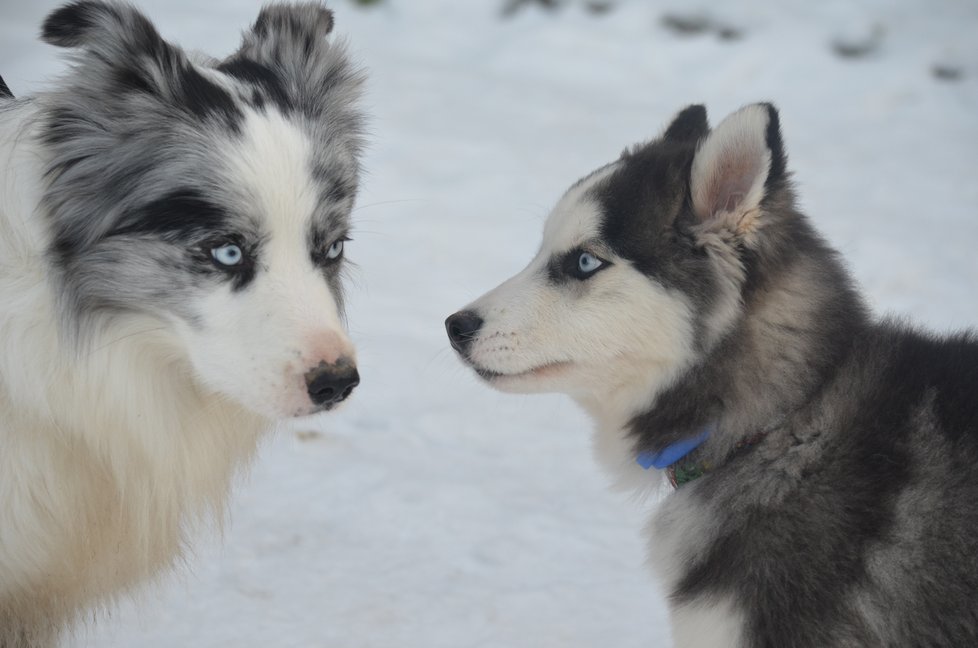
663, 104, 709, 144
689, 103, 787, 233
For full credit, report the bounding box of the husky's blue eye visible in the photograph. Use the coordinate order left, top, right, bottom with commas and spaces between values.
552, 248, 611, 282
211, 243, 243, 267
577, 252, 604, 275
326, 239, 344, 260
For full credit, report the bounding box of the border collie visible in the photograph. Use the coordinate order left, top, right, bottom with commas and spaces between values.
0, 2, 364, 644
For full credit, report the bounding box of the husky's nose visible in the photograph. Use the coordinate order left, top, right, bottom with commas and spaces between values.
305, 360, 360, 408
445, 311, 483, 354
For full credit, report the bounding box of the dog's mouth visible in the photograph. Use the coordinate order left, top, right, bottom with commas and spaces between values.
471, 360, 572, 382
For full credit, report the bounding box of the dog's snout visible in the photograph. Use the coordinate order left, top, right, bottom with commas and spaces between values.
445, 311, 483, 354
305, 360, 360, 408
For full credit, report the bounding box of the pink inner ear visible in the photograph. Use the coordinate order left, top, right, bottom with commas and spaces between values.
708, 155, 764, 217
691, 104, 773, 224
723, 191, 746, 215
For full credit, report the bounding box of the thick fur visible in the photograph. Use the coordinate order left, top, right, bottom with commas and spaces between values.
448, 103, 978, 646
0, 2, 364, 645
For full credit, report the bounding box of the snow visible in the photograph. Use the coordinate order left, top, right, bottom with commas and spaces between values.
1, 0, 977, 646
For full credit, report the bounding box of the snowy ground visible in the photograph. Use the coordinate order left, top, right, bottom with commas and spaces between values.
1, 0, 977, 646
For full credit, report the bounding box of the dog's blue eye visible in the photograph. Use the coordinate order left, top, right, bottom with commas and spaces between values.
211, 243, 243, 267
578, 252, 603, 275
326, 239, 344, 260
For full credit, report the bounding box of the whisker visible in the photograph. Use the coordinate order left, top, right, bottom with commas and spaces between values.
353, 197, 430, 213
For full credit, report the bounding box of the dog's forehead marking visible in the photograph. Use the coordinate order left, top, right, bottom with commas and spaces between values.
223, 108, 321, 244
542, 162, 620, 254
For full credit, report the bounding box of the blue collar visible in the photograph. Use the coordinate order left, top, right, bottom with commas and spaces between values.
636, 424, 771, 488
635, 426, 712, 470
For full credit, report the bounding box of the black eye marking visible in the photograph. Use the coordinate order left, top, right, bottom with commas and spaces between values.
548, 248, 612, 282
310, 232, 350, 268
110, 190, 230, 239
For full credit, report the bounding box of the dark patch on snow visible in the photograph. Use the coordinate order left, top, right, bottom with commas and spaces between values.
932, 63, 963, 82
660, 12, 711, 36
585, 1, 615, 16
502, 0, 562, 18
717, 25, 744, 41
660, 12, 745, 42
831, 25, 884, 59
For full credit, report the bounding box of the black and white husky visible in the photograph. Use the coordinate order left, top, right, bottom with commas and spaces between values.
0, 2, 364, 644
447, 104, 978, 646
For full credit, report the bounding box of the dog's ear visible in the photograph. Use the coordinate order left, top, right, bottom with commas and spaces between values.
42, 1, 239, 125
251, 3, 335, 40
43, 1, 172, 69
689, 103, 787, 234
222, 2, 363, 122
663, 104, 709, 144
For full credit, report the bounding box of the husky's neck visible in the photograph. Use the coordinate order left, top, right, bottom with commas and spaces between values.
580, 223, 869, 489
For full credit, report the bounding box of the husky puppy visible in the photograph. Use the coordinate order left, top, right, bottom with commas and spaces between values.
447, 104, 978, 647
0, 2, 364, 644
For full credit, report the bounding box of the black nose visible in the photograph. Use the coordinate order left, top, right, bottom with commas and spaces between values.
305, 361, 360, 408
445, 310, 483, 354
